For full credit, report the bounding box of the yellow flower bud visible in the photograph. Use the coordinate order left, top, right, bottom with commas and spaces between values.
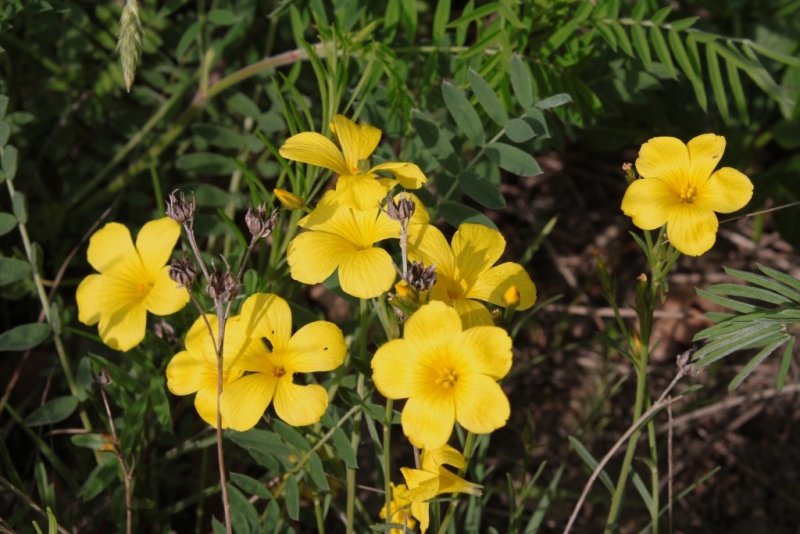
394, 281, 414, 299
503, 285, 520, 308
274, 189, 305, 211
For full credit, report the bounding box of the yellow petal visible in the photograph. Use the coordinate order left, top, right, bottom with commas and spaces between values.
87, 222, 148, 281
635, 137, 690, 187
371, 162, 428, 189
335, 175, 394, 211
407, 224, 455, 280
332, 115, 381, 171
371, 208, 403, 243
468, 262, 536, 311
76, 274, 104, 326
143, 265, 190, 316
687, 133, 725, 186
166, 350, 210, 395
195, 384, 227, 429
220, 373, 277, 431
621, 177, 677, 230
410, 500, 430, 534
338, 247, 396, 299
456, 326, 513, 380
297, 191, 341, 230
423, 444, 465, 471
135, 218, 182, 277
98, 300, 147, 352
452, 298, 493, 329
288, 231, 355, 286
279, 132, 350, 176
451, 224, 505, 286
696, 167, 753, 214
401, 389, 456, 450
239, 293, 293, 350
287, 321, 347, 373
400, 468, 440, 498
404, 301, 463, 349
274, 381, 328, 427
372, 339, 415, 399
666, 204, 718, 256
454, 373, 510, 434
437, 469, 483, 496
185, 314, 219, 363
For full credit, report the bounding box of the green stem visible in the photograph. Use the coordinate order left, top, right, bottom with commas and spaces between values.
646, 399, 659, 534
436, 432, 477, 534
383, 398, 394, 525
346, 298, 369, 534
314, 494, 326, 534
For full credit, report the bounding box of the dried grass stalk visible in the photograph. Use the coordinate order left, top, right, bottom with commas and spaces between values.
117, 0, 144, 92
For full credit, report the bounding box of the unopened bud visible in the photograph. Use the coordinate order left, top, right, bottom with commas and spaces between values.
404, 260, 437, 292
166, 190, 195, 224
245, 206, 279, 239
503, 285, 520, 308
383, 193, 415, 222
622, 162, 637, 183
169, 257, 197, 288
394, 281, 414, 299
274, 189, 305, 211
95, 368, 112, 386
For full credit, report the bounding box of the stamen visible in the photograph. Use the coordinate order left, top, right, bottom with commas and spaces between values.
273, 368, 286, 378
436, 367, 458, 388
679, 185, 696, 204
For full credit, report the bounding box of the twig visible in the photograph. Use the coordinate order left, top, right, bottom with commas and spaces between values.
544, 304, 693, 320
718, 200, 800, 225
0, 475, 70, 534
667, 397, 674, 534
99, 377, 134, 534
563, 370, 686, 534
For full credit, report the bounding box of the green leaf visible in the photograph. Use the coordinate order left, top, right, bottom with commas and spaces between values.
438, 201, 497, 230
668, 29, 699, 82
707, 283, 793, 306
231, 473, 272, 500
567, 436, 615, 494
176, 153, 238, 175
0, 122, 10, 147
26, 396, 78, 426
332, 427, 357, 468
777, 337, 795, 392
431, 0, 450, 43
273, 420, 310, 451
595, 22, 617, 51
0, 212, 17, 236
70, 433, 108, 450
468, 68, 508, 126
227, 484, 259, 534
706, 44, 730, 122
0, 95, 7, 119
442, 82, 485, 146
0, 323, 51, 351
505, 118, 535, 143
446, 2, 500, 27
534, 93, 572, 110
631, 0, 648, 22
747, 40, 800, 68
542, 17, 580, 57
12, 192, 26, 224
284, 474, 300, 520
729, 337, 788, 391
207, 9, 239, 25
725, 57, 749, 124
149, 375, 172, 432
371, 525, 408, 532
411, 110, 461, 175
668, 16, 699, 31
631, 23, 652, 71
485, 142, 541, 176
649, 27, 676, 78
307, 451, 330, 491
610, 20, 634, 57
509, 54, 533, 109
192, 124, 253, 150
650, 6, 672, 25
724, 267, 800, 304
695, 288, 759, 314
2, 145, 17, 182
80, 463, 118, 501
694, 324, 784, 368
758, 264, 800, 292
0, 257, 30, 285
524, 108, 549, 137
176, 22, 201, 58
457, 171, 506, 209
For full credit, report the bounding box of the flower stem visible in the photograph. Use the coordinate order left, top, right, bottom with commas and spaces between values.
314, 494, 326, 533
214, 303, 232, 534
436, 432, 477, 534
346, 298, 369, 534
383, 398, 394, 525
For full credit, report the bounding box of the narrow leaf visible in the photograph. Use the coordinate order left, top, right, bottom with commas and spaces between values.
411, 110, 461, 175
567, 436, 615, 494
505, 118, 535, 143
610, 20, 634, 57
0, 323, 51, 351
442, 82, 486, 146
230, 473, 272, 499
468, 68, 508, 126
457, 171, 506, 209
438, 201, 498, 230
510, 54, 533, 109
729, 337, 788, 391
307, 451, 330, 491
777, 337, 795, 392
631, 23, 652, 71
725, 57, 749, 124
332, 427, 357, 468
649, 27, 676, 78
285, 474, 300, 520
534, 93, 572, 110
485, 142, 542, 176
26, 396, 79, 426
706, 43, 730, 122
431, 0, 451, 43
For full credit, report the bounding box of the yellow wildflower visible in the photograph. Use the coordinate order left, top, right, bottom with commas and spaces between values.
166, 314, 244, 428
379, 483, 417, 534
287, 191, 428, 299
279, 114, 427, 211
372, 301, 512, 449
274, 188, 306, 211
621, 134, 753, 256
76, 218, 189, 352
407, 223, 536, 328
400, 445, 483, 533
220, 293, 347, 430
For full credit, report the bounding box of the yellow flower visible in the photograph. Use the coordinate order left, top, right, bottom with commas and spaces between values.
279, 114, 427, 211
220, 293, 347, 430
166, 314, 244, 428
372, 301, 512, 449
379, 483, 417, 534
274, 188, 306, 211
287, 191, 429, 299
76, 218, 189, 352
407, 223, 536, 328
399, 445, 483, 534
621, 134, 753, 256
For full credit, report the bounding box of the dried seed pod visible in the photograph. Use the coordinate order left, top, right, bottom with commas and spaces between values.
169, 257, 197, 288
165, 191, 195, 224
383, 193, 415, 222
404, 260, 437, 292
245, 205, 279, 239
206, 271, 224, 301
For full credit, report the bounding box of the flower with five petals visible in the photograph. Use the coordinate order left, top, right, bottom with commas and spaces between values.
76, 218, 189, 351
407, 223, 536, 328
279, 114, 427, 211
621, 134, 753, 256
220, 293, 347, 430
371, 301, 512, 449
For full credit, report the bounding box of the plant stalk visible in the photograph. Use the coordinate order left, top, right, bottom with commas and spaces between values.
346, 298, 369, 534
383, 398, 394, 525
436, 432, 477, 534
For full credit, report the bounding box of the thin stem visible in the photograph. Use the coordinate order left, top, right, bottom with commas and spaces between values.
214, 300, 232, 534
563, 372, 685, 534
383, 398, 394, 525
346, 299, 369, 534
667, 398, 674, 534
100, 387, 133, 534
436, 432, 477, 534
314, 494, 326, 533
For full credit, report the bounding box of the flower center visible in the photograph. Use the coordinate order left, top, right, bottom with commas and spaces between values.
436, 367, 459, 388
136, 281, 153, 294
679, 185, 697, 204
273, 367, 286, 378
